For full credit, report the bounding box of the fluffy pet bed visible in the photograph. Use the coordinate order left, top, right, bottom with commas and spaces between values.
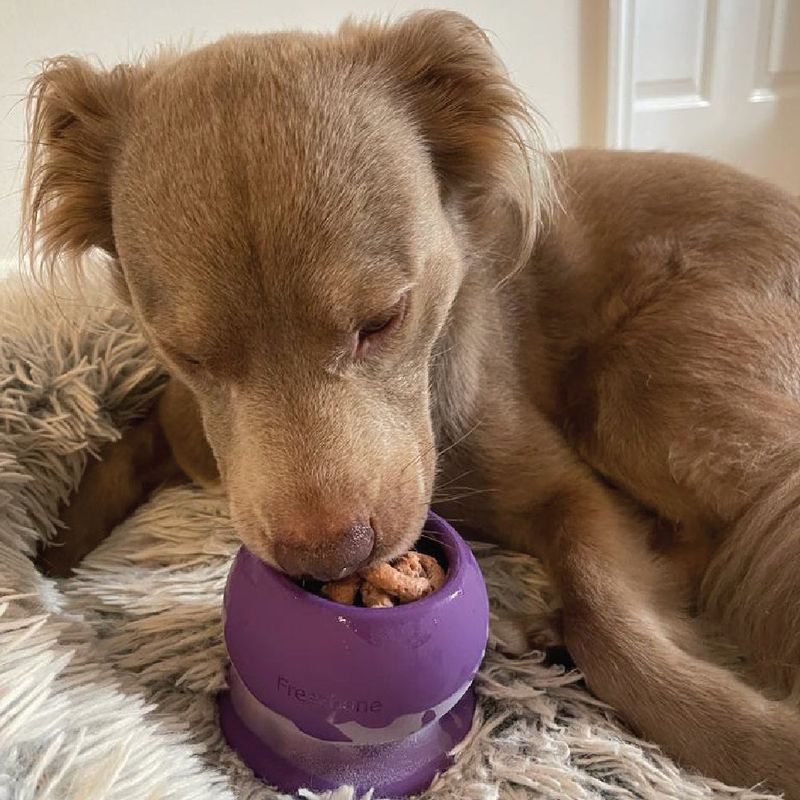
0, 275, 776, 800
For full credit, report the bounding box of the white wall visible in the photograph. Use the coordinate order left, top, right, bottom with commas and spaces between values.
0, 0, 606, 273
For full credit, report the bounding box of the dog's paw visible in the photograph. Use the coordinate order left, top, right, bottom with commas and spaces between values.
491, 608, 565, 656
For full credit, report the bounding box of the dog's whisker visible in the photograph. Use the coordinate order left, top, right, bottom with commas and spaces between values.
397, 441, 435, 478
428, 344, 453, 359
437, 419, 485, 459
431, 487, 497, 509
397, 418, 485, 481
433, 486, 497, 500
434, 469, 476, 490
415, 531, 457, 556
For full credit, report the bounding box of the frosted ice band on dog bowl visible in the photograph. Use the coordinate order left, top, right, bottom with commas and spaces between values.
217, 512, 490, 797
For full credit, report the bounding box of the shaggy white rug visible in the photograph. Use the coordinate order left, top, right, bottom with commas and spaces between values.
0, 275, 779, 800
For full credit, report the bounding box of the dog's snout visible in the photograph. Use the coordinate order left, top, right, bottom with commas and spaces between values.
274, 521, 375, 581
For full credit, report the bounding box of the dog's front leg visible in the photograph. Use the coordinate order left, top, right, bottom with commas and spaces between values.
37, 402, 183, 576
483, 415, 800, 797
539, 479, 800, 795
37, 378, 217, 577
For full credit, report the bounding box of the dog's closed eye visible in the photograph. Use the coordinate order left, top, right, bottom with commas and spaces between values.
355, 291, 409, 357
176, 351, 203, 367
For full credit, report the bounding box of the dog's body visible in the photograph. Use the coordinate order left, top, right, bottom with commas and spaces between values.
24, 12, 800, 797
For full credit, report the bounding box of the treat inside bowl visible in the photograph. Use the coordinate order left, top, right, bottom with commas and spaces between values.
297, 534, 449, 608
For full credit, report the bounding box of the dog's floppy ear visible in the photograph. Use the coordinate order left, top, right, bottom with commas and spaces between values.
22, 57, 141, 281
344, 11, 555, 277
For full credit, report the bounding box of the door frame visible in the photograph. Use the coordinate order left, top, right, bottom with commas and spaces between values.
606, 0, 635, 148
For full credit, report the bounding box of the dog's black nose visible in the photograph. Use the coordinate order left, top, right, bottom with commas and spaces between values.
274, 522, 375, 581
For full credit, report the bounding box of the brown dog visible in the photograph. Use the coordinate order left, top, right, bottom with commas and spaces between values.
22, 10, 800, 796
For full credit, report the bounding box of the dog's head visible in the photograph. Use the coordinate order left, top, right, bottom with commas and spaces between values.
22, 12, 549, 579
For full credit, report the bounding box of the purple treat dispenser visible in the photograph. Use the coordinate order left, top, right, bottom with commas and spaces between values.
217, 512, 489, 797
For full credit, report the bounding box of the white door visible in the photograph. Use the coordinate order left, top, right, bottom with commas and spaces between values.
608, 0, 800, 195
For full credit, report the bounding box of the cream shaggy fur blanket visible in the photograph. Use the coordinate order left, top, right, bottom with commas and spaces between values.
0, 276, 778, 800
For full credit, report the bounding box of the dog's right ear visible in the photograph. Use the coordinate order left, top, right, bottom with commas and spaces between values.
22, 57, 142, 282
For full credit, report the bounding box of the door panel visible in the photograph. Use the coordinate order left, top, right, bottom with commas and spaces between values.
609, 0, 800, 194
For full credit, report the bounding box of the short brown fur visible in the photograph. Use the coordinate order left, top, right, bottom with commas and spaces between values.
23, 11, 800, 796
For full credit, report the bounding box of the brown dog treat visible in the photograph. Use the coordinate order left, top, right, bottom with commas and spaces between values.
320, 574, 361, 605
360, 552, 446, 603
318, 550, 447, 606
394, 551, 425, 578
361, 581, 395, 608
416, 553, 447, 592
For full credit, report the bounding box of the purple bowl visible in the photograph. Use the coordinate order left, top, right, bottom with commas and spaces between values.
217, 512, 489, 797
